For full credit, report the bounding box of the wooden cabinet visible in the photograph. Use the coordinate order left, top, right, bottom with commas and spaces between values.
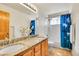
0, 11, 9, 40
16, 48, 34, 56
34, 44, 41, 56
34, 50, 41, 56
41, 39, 48, 56
16, 39, 48, 56
23, 48, 34, 56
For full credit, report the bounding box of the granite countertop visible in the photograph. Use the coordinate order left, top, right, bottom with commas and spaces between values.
0, 36, 47, 56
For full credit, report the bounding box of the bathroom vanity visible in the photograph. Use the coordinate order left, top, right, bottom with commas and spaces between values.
0, 37, 48, 56
16, 38, 48, 56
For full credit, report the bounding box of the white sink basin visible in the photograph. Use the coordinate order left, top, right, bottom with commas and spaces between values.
0, 44, 25, 55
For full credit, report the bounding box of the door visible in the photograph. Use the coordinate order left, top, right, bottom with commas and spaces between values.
60, 14, 72, 49
0, 11, 9, 40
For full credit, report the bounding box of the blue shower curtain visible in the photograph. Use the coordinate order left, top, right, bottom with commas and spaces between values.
60, 14, 72, 49
30, 20, 35, 35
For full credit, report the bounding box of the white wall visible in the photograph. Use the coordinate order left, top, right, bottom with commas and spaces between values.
48, 16, 60, 47
49, 25, 60, 47
36, 15, 48, 37
38, 15, 60, 48
0, 4, 37, 39
71, 4, 79, 55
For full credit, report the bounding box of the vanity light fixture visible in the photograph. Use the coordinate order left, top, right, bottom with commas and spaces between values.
20, 3, 38, 14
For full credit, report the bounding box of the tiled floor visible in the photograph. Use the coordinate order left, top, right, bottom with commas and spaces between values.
48, 47, 72, 56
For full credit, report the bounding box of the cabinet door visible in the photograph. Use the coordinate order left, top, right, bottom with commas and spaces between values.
35, 50, 41, 56
41, 39, 48, 56
34, 44, 41, 56
23, 48, 34, 56
0, 11, 9, 40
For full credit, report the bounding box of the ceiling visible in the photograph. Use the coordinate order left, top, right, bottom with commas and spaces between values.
1, 3, 36, 14
1, 3, 73, 16
33, 3, 73, 16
